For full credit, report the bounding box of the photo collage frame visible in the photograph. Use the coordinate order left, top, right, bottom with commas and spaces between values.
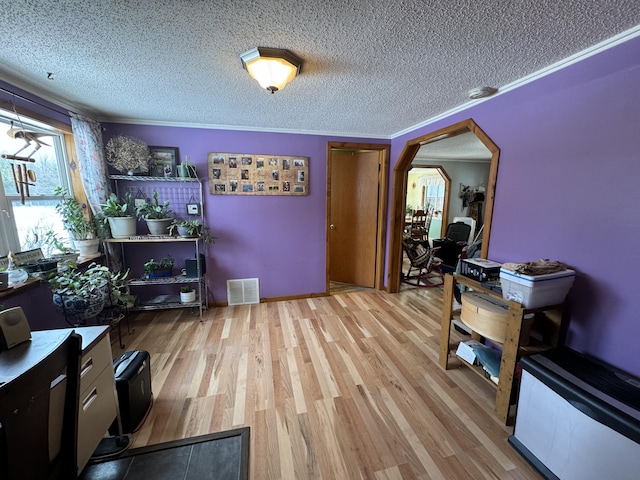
208, 153, 309, 195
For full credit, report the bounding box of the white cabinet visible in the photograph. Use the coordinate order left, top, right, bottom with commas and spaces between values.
76, 328, 118, 471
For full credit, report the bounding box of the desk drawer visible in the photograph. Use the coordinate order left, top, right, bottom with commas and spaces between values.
77, 366, 117, 472
79, 333, 112, 394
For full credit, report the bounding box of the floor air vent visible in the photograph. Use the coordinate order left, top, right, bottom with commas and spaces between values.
226, 278, 260, 306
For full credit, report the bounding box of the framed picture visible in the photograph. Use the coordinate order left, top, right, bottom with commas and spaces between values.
149, 146, 179, 177
208, 152, 309, 196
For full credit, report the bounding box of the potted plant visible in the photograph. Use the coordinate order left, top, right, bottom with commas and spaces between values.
101, 192, 136, 238
143, 255, 174, 278
105, 135, 151, 176
168, 219, 216, 244
177, 155, 197, 178
136, 190, 173, 235
54, 187, 100, 257
179, 285, 196, 303
42, 230, 78, 268
48, 262, 113, 322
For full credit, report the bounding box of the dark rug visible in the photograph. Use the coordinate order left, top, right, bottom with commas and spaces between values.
80, 427, 249, 480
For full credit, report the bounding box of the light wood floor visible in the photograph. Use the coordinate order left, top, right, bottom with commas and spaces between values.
113, 286, 540, 479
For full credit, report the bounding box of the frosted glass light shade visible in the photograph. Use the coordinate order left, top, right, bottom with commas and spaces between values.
240, 47, 302, 94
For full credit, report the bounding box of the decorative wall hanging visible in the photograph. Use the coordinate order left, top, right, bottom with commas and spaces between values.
149, 146, 179, 177
208, 153, 309, 195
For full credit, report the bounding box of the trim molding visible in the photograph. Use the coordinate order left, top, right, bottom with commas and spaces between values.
391, 25, 640, 139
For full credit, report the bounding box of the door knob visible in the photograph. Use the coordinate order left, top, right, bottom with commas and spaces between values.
330, 224, 335, 230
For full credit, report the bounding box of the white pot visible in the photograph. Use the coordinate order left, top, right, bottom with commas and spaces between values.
180, 289, 196, 303
145, 218, 172, 236
107, 216, 137, 238
75, 238, 100, 257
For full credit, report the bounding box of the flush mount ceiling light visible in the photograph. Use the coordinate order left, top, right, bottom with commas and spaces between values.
240, 47, 303, 94
468, 86, 498, 99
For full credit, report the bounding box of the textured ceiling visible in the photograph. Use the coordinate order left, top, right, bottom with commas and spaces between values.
415, 132, 492, 162
0, 1, 639, 138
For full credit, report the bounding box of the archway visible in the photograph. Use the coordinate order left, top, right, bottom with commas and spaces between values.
388, 118, 500, 293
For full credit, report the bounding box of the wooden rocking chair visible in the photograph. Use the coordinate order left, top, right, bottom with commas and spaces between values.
401, 235, 443, 287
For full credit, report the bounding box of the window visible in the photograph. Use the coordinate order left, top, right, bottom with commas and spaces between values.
0, 110, 72, 257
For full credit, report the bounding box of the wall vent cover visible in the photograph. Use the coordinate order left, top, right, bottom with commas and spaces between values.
226, 278, 260, 306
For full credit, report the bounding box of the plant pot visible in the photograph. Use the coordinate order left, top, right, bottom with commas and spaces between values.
52, 282, 109, 322
75, 238, 100, 257
177, 165, 197, 178
52, 252, 79, 267
145, 218, 172, 235
21, 263, 40, 275
107, 216, 137, 239
37, 258, 58, 273
177, 225, 200, 238
146, 267, 173, 279
180, 289, 196, 303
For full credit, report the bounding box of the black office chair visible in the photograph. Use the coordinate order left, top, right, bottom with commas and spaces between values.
0, 331, 82, 480
432, 221, 472, 271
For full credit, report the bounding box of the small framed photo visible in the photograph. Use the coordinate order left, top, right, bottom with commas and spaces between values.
149, 146, 179, 177
187, 203, 200, 215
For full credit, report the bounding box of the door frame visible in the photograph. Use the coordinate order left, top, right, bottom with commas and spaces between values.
387, 118, 500, 293
326, 142, 390, 293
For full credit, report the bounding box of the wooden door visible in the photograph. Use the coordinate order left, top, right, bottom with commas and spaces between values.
329, 150, 380, 287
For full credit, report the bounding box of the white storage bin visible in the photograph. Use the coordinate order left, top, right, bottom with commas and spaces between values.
500, 268, 575, 308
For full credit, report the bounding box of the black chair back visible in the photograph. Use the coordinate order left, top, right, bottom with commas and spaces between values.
0, 331, 82, 480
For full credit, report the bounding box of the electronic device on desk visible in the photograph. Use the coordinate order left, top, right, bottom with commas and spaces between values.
460, 258, 502, 283
0, 306, 32, 350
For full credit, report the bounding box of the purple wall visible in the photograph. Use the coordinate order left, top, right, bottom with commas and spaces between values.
392, 36, 640, 376
0, 80, 71, 127
102, 125, 385, 303
3, 33, 639, 377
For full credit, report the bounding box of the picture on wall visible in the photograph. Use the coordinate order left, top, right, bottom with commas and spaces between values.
149, 146, 179, 177
208, 152, 309, 195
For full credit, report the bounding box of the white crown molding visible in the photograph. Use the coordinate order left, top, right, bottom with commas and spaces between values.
98, 117, 388, 140
391, 25, 640, 140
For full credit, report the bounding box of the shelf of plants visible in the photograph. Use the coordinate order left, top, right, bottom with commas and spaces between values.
105, 174, 209, 320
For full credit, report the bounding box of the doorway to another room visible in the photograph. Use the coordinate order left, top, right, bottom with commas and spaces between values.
388, 119, 500, 293
327, 142, 389, 295
405, 167, 448, 241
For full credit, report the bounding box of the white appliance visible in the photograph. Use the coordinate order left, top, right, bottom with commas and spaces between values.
509, 348, 640, 480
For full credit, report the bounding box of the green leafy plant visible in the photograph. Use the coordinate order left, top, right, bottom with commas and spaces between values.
168, 219, 216, 244
143, 255, 174, 277
136, 190, 173, 220
180, 285, 194, 293
42, 230, 76, 259
405, 204, 414, 216
48, 262, 114, 297
54, 187, 98, 240
109, 269, 136, 307
101, 192, 134, 218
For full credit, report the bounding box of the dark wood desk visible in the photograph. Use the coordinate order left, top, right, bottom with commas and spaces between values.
0, 328, 65, 380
